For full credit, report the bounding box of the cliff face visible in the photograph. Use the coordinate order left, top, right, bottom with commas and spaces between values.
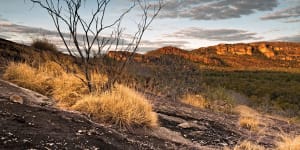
146, 46, 225, 65
201, 42, 300, 61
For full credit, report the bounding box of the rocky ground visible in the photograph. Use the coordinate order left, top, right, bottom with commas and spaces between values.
0, 79, 299, 150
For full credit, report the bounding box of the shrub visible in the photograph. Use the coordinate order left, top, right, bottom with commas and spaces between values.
72, 84, 158, 128
31, 38, 58, 52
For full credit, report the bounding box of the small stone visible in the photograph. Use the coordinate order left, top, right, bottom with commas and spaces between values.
78, 130, 84, 133
178, 122, 192, 129
47, 143, 54, 146
28, 122, 35, 126
220, 143, 228, 146
9, 95, 24, 104
23, 139, 30, 143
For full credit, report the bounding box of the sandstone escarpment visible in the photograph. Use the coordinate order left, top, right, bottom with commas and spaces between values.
201, 42, 300, 61
107, 42, 300, 67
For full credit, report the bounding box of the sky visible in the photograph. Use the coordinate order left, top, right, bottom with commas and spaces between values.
0, 0, 300, 53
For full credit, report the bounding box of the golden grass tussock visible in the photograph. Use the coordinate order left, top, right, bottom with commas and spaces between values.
226, 141, 265, 150
276, 135, 300, 150
181, 94, 208, 109
3, 62, 53, 95
238, 116, 260, 131
72, 84, 158, 128
234, 105, 261, 131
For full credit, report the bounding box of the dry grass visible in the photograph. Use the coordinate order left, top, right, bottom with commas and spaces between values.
181, 94, 208, 109
226, 141, 265, 150
72, 84, 158, 128
3, 62, 52, 95
276, 135, 300, 150
52, 73, 87, 108
238, 117, 260, 131
3, 62, 157, 128
235, 105, 261, 131
39, 61, 65, 77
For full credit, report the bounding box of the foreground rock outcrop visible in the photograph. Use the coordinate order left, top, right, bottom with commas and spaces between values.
1, 79, 300, 149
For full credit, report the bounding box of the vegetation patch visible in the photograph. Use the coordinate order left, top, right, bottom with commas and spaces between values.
202, 69, 300, 117
182, 86, 237, 113
3, 62, 157, 128
3, 62, 52, 95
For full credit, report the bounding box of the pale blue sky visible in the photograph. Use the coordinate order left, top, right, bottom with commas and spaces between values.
0, 0, 299, 53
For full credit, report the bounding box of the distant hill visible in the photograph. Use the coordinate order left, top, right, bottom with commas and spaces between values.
109, 42, 300, 68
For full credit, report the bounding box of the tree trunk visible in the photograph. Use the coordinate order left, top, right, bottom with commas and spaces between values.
84, 62, 92, 93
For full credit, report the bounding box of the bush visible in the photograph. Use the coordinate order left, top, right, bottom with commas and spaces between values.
31, 38, 58, 52
72, 84, 158, 128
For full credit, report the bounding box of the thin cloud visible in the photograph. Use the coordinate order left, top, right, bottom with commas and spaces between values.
261, 5, 300, 22
142, 40, 189, 47
0, 34, 10, 39
0, 19, 160, 53
284, 19, 300, 23
274, 34, 300, 42
0, 20, 129, 48
159, 0, 278, 20
169, 27, 262, 41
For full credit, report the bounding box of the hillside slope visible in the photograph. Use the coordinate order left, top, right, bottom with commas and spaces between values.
1, 38, 300, 149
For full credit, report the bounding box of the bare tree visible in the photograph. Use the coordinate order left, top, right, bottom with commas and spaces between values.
30, 0, 163, 92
